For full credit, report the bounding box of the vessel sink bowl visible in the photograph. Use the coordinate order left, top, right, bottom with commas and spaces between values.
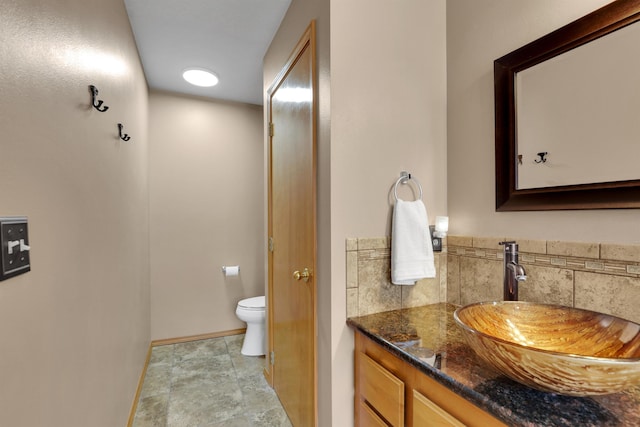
454, 301, 640, 396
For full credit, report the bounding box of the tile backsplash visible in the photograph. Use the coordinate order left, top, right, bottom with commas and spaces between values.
346, 237, 446, 317
347, 235, 640, 324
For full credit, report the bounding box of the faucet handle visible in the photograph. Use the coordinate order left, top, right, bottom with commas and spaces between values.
499, 241, 518, 260
499, 241, 518, 252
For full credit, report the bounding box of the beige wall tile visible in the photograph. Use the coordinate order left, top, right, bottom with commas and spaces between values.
506, 238, 547, 254
357, 248, 391, 262
358, 237, 390, 250
349, 237, 445, 316
447, 255, 461, 305
520, 254, 536, 263
438, 253, 448, 304
459, 257, 503, 305
550, 258, 567, 267
604, 264, 627, 275
346, 251, 358, 289
346, 288, 359, 318
585, 261, 605, 271
401, 276, 440, 308
357, 258, 401, 316
402, 254, 441, 308
601, 243, 640, 263
346, 238, 358, 252
447, 235, 472, 247
519, 265, 573, 306
575, 271, 640, 324
628, 265, 640, 275
547, 240, 599, 259
473, 236, 506, 250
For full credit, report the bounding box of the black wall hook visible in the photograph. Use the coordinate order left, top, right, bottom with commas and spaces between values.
118, 123, 131, 141
89, 85, 109, 112
534, 152, 548, 163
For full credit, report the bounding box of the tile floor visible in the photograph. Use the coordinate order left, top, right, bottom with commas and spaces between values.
132, 334, 292, 427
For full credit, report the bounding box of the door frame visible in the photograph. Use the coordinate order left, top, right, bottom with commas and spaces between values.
265, 20, 318, 424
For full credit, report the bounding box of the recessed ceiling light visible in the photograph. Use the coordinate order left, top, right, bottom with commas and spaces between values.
182, 68, 219, 87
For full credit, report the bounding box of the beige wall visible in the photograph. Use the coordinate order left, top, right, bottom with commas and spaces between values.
263, 0, 332, 423
446, 0, 640, 243
149, 91, 264, 340
265, 0, 446, 425
331, 1, 447, 424
0, 0, 149, 425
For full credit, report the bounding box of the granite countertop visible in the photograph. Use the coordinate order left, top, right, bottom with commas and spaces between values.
347, 303, 640, 427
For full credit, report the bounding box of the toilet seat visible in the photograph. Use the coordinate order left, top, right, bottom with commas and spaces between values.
238, 296, 265, 310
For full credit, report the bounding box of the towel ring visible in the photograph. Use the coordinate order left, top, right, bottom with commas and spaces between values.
393, 172, 423, 202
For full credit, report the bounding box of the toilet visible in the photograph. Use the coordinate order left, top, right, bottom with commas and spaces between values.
235, 296, 266, 356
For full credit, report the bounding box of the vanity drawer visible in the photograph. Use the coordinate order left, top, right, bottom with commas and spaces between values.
359, 400, 390, 427
413, 389, 465, 427
358, 352, 404, 426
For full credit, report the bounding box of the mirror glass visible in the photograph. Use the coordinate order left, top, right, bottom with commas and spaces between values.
516, 20, 640, 189
494, 0, 640, 210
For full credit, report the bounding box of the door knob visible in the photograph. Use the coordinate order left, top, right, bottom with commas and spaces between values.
293, 267, 311, 282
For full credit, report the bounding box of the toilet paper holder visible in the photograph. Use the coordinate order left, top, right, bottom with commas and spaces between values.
222, 265, 240, 275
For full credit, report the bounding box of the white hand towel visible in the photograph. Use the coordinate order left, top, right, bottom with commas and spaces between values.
391, 199, 436, 285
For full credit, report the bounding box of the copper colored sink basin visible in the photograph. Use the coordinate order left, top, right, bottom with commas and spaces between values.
454, 301, 640, 396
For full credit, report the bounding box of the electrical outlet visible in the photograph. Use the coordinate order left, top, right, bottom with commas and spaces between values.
429, 225, 442, 252
1, 217, 31, 281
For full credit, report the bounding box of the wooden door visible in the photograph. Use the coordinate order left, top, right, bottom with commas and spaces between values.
267, 22, 317, 427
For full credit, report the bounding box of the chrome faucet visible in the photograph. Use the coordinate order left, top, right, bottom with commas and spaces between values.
499, 241, 527, 301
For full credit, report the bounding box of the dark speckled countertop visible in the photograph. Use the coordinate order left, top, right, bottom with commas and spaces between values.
347, 303, 640, 427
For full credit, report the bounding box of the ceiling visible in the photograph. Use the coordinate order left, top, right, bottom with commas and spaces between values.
124, 0, 291, 105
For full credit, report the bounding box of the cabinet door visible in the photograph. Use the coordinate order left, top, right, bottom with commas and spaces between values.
360, 401, 390, 427
359, 352, 404, 427
413, 389, 465, 427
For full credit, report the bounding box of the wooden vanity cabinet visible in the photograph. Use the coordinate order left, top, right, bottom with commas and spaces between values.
354, 331, 507, 427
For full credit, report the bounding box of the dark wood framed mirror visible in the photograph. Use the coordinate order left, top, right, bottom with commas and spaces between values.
495, 0, 640, 211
